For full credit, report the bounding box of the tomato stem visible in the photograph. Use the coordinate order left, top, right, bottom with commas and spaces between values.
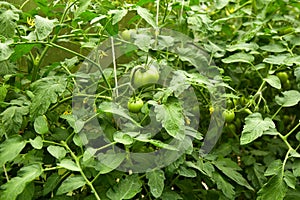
61, 141, 101, 200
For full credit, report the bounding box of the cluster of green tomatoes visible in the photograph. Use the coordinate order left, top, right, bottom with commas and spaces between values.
127, 64, 160, 113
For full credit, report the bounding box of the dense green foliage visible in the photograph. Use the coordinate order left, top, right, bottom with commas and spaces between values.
1, 0, 300, 199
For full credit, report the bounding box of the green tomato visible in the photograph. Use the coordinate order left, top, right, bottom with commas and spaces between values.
142, 65, 160, 84
239, 96, 248, 106
226, 99, 233, 108
283, 115, 290, 124
234, 117, 242, 129
121, 29, 136, 41
128, 98, 144, 113
227, 123, 237, 134
283, 79, 291, 89
276, 72, 289, 83
223, 110, 235, 123
132, 65, 159, 88
132, 69, 144, 88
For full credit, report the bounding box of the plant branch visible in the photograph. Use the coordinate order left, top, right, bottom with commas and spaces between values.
61, 141, 101, 200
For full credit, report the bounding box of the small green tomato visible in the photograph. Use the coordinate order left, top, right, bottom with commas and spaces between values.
276, 72, 289, 83
128, 98, 144, 113
223, 110, 235, 123
121, 29, 136, 41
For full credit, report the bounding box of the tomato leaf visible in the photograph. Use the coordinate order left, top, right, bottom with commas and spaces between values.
214, 0, 229, 9
169, 70, 191, 97
95, 152, 126, 174
30, 76, 67, 119
292, 160, 300, 177
0, 135, 26, 166
275, 90, 300, 107
214, 158, 254, 190
156, 35, 175, 50
0, 85, 8, 102
226, 42, 259, 52
0, 60, 16, 75
47, 145, 67, 160
106, 174, 142, 200
109, 9, 128, 25
34, 115, 49, 134
257, 175, 287, 200
136, 6, 156, 28
284, 171, 296, 189
178, 166, 197, 178
284, 55, 300, 66
146, 169, 165, 198
152, 99, 185, 140
10, 44, 37, 62
160, 191, 183, 200
260, 43, 286, 53
17, 182, 34, 200
135, 137, 179, 151
0, 164, 42, 200
114, 131, 134, 145
0, 39, 14, 62
98, 101, 142, 127
222, 52, 254, 64
56, 175, 86, 195
57, 159, 80, 171
134, 33, 153, 52
24, 15, 58, 41
240, 113, 278, 145
186, 160, 215, 177
212, 172, 235, 199
29, 136, 43, 149
43, 173, 61, 196
246, 163, 267, 188
264, 160, 282, 176
263, 54, 289, 65
264, 75, 281, 89
1, 105, 28, 135
0, 3, 19, 38
176, 47, 210, 71
60, 114, 85, 133
74, 0, 91, 18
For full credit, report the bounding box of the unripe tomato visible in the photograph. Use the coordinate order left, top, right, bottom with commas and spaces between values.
132, 69, 144, 88
128, 98, 144, 113
239, 96, 248, 106
226, 99, 233, 108
283, 79, 291, 90
276, 72, 289, 83
234, 117, 242, 129
142, 65, 160, 84
121, 29, 136, 41
283, 115, 290, 124
227, 123, 237, 134
132, 65, 159, 88
223, 110, 235, 123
